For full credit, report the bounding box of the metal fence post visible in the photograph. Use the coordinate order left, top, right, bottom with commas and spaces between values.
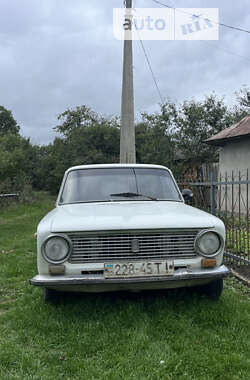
210, 170, 215, 215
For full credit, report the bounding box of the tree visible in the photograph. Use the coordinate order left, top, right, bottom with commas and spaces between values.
136, 95, 240, 176
230, 87, 250, 123
0, 133, 36, 195
172, 95, 234, 165
137, 102, 177, 167
236, 87, 250, 110
36, 105, 121, 193
0, 106, 20, 135
54, 105, 120, 164
55, 105, 118, 138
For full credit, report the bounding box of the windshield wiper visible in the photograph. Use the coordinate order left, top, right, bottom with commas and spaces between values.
110, 192, 157, 201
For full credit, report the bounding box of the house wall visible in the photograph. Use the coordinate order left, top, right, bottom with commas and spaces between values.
219, 139, 250, 175
218, 139, 250, 214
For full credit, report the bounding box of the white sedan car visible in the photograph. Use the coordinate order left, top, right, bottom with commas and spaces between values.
30, 164, 230, 303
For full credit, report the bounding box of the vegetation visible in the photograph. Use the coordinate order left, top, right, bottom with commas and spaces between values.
215, 213, 250, 257
0, 196, 249, 379
0, 106, 20, 136
0, 87, 249, 196
226, 229, 250, 256
236, 87, 250, 110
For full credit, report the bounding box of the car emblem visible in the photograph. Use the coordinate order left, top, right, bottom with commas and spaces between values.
131, 239, 140, 254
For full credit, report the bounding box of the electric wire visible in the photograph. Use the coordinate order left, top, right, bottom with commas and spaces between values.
138, 38, 164, 104
131, 0, 250, 105
124, 0, 165, 104
204, 41, 250, 64
150, 0, 250, 63
151, 0, 250, 35
135, 22, 165, 104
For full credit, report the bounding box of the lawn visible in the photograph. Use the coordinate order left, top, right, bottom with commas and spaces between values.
0, 195, 250, 380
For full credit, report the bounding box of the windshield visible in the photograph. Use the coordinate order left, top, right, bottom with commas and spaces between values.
59, 168, 182, 204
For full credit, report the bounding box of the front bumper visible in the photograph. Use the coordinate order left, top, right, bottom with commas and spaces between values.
30, 265, 231, 293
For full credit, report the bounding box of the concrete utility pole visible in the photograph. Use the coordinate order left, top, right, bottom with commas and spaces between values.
120, 0, 136, 163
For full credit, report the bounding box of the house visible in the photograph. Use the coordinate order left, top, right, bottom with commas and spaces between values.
205, 115, 250, 176
205, 115, 250, 213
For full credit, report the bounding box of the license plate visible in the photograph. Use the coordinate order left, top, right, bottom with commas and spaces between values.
104, 261, 174, 278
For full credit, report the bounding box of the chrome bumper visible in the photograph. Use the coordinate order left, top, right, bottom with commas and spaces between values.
30, 265, 231, 291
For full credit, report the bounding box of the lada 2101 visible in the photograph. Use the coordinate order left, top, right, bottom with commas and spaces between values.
30, 164, 230, 303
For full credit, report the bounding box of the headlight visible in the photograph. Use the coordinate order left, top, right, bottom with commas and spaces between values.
42, 235, 71, 264
195, 231, 222, 257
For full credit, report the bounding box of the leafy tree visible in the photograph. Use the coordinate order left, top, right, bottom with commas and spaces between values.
137, 102, 177, 167
54, 106, 120, 165
236, 87, 250, 110
0, 108, 32, 195
230, 87, 250, 123
137, 95, 242, 176
0, 106, 20, 135
55, 105, 118, 138
36, 106, 120, 193
34, 139, 70, 193
0, 133, 36, 195
2, 90, 248, 196
172, 95, 234, 165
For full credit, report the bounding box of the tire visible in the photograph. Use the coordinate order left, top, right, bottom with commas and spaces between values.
43, 288, 60, 304
198, 279, 223, 300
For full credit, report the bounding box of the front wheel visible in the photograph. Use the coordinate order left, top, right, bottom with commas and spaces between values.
198, 279, 223, 300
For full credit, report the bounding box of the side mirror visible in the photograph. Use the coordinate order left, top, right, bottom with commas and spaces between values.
182, 188, 193, 202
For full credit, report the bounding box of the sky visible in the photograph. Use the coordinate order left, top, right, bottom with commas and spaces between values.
0, 0, 249, 144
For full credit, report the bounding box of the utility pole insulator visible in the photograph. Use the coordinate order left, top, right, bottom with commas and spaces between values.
120, 0, 136, 164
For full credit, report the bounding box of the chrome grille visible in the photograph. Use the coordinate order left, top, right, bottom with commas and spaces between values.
67, 230, 199, 263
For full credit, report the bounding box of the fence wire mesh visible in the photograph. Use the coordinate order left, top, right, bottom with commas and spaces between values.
178, 169, 250, 266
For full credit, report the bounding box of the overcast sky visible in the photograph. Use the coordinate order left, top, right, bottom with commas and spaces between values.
0, 0, 249, 144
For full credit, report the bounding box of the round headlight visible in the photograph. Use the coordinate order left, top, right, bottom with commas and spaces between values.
195, 231, 222, 257
42, 235, 71, 264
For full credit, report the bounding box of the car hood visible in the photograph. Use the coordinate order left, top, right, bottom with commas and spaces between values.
46, 201, 219, 233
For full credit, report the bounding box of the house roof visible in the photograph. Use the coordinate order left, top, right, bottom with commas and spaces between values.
204, 115, 250, 146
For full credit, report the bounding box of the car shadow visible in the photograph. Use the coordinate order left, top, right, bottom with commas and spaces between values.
52, 286, 202, 305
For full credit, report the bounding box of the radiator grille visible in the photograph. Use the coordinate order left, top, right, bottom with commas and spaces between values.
67, 230, 199, 263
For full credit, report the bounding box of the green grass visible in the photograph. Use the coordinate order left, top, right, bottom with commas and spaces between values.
0, 195, 250, 380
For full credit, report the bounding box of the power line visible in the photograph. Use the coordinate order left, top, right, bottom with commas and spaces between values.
150, 0, 250, 63
132, 0, 250, 106
131, 9, 164, 104
137, 39, 250, 98
152, 0, 250, 35
203, 41, 250, 64
138, 37, 165, 104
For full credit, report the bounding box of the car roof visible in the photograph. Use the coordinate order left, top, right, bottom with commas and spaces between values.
66, 164, 171, 173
